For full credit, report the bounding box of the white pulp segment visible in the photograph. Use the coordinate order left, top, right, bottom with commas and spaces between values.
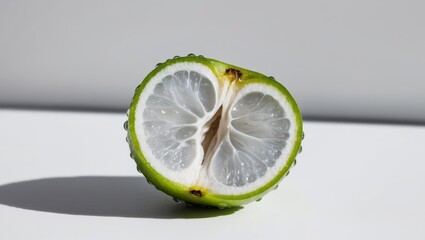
135, 63, 298, 195
136, 63, 222, 186
143, 70, 216, 170
211, 92, 290, 187
201, 84, 298, 195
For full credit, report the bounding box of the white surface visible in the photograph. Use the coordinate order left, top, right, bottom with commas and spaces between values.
1, 109, 425, 240
1, 0, 425, 122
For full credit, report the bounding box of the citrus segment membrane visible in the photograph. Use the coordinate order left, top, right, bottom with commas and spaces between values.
211, 92, 290, 187
142, 69, 216, 171
134, 62, 298, 196
136, 63, 222, 186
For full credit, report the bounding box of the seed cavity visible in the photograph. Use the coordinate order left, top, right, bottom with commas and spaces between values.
201, 107, 222, 163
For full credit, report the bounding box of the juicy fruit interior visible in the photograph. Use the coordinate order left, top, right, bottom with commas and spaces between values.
128, 56, 302, 207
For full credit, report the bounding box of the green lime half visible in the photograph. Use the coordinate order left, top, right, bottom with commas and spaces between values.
125, 55, 303, 208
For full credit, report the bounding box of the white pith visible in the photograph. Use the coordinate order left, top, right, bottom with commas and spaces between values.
134, 62, 298, 195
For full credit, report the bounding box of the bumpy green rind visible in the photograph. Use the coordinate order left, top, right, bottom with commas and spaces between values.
126, 54, 303, 208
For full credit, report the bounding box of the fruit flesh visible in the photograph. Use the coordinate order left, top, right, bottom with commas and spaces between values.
126, 55, 303, 207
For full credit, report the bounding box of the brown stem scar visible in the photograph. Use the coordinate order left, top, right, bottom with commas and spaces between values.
225, 68, 242, 81
190, 189, 203, 197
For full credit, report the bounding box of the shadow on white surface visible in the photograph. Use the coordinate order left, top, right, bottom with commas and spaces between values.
0, 176, 241, 218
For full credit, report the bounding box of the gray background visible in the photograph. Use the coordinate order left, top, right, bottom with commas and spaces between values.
1, 0, 424, 123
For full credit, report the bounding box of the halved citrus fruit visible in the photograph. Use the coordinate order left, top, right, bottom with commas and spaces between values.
125, 55, 303, 208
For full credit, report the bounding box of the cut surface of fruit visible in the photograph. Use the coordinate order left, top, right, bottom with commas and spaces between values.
126, 55, 303, 207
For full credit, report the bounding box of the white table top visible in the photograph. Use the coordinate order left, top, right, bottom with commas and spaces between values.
1, 109, 424, 240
